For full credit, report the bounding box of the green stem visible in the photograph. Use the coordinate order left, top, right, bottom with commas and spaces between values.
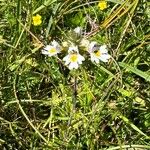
73, 76, 77, 111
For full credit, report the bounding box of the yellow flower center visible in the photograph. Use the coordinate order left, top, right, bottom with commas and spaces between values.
98, 1, 107, 10
32, 14, 42, 26
70, 54, 78, 62
49, 48, 57, 54
94, 50, 101, 57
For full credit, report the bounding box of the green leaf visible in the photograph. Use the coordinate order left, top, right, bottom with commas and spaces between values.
119, 62, 150, 82
118, 88, 132, 97
119, 114, 150, 139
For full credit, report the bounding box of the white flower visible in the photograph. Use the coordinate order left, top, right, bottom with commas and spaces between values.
88, 42, 111, 63
63, 46, 85, 70
74, 27, 82, 35
42, 40, 61, 56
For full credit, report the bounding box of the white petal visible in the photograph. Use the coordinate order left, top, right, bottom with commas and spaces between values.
51, 40, 61, 52
65, 60, 70, 65
68, 45, 78, 53
101, 45, 107, 49
63, 55, 69, 61
42, 50, 48, 55
42, 50, 57, 57
63, 55, 70, 65
101, 54, 111, 59
44, 45, 51, 51
78, 59, 83, 64
95, 58, 100, 63
91, 54, 99, 63
78, 54, 85, 61
88, 41, 97, 53
99, 54, 111, 62
77, 54, 85, 64
99, 45, 108, 53
51, 40, 59, 47
48, 51, 58, 56
94, 57, 100, 63
69, 62, 78, 70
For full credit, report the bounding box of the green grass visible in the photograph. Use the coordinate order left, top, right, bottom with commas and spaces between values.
0, 0, 150, 149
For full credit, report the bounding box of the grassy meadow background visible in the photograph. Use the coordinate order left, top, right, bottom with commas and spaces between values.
0, 0, 150, 149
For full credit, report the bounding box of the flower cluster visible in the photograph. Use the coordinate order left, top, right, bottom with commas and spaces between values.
42, 27, 111, 70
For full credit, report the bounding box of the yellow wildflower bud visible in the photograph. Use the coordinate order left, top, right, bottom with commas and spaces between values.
32, 14, 42, 26
98, 1, 107, 10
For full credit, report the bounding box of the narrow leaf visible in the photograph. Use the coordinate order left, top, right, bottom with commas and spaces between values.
119, 62, 150, 82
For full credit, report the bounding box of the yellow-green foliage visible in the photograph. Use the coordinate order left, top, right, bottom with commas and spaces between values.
1, 0, 150, 149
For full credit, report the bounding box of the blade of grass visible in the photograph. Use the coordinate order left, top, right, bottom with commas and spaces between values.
118, 114, 150, 139
46, 16, 53, 38
17, 0, 21, 33
101, 0, 131, 28
86, 0, 138, 37
33, 0, 57, 14
119, 62, 150, 82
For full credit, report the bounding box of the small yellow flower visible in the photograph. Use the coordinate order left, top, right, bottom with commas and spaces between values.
32, 14, 42, 26
98, 1, 107, 10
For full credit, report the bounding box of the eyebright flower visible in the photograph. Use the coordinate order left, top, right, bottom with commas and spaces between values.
32, 14, 42, 26
42, 40, 61, 57
63, 46, 85, 70
88, 42, 111, 63
98, 1, 107, 10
